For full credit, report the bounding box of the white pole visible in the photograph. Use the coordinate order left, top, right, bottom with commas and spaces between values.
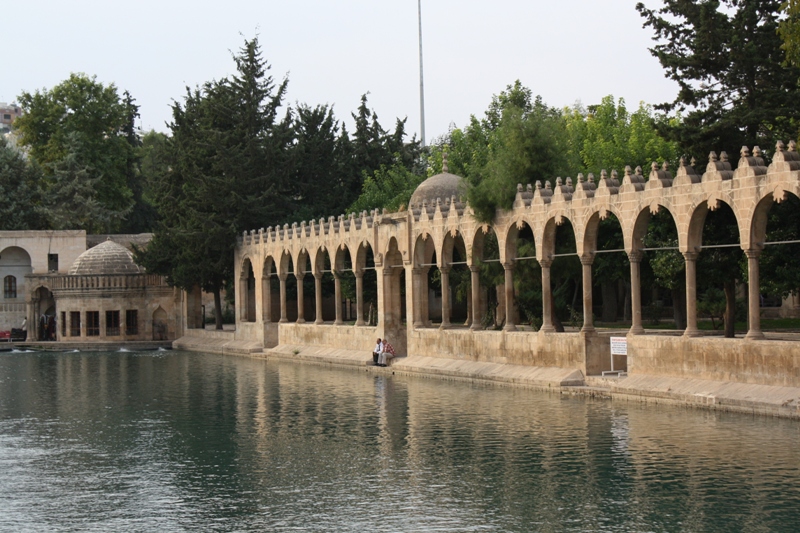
418, 0, 426, 147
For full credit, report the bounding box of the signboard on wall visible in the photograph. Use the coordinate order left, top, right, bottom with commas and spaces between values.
610, 337, 628, 356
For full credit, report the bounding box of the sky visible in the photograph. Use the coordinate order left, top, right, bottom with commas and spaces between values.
3, 0, 678, 144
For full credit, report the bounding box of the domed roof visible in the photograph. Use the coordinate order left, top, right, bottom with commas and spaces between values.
409, 155, 466, 208
69, 239, 145, 275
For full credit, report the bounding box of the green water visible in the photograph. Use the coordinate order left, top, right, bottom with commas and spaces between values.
0, 349, 798, 532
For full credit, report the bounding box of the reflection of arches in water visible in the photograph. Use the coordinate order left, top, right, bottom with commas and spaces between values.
152, 306, 168, 340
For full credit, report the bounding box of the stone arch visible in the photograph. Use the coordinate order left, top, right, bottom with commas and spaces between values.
383, 236, 406, 328
152, 306, 168, 340
354, 240, 377, 326
540, 211, 578, 260
261, 255, 276, 322
413, 232, 437, 268
239, 256, 256, 323
749, 189, 800, 251
686, 197, 739, 253
630, 203, 680, 253
504, 218, 536, 263
582, 205, 625, 258
440, 229, 469, 326
0, 246, 32, 302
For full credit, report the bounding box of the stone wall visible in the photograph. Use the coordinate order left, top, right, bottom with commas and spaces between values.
279, 323, 379, 352
628, 334, 800, 387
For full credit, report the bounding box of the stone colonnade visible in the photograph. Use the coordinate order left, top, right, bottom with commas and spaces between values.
235, 143, 800, 347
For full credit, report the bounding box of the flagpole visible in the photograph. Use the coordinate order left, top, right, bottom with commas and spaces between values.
418, 0, 426, 147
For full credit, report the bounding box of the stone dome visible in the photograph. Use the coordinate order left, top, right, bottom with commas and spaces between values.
69, 239, 145, 275
408, 155, 466, 208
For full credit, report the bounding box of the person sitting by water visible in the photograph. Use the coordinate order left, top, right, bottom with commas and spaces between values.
373, 338, 383, 366
377, 340, 396, 367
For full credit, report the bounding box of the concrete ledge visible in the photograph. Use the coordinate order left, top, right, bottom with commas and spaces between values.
600, 374, 800, 419
392, 356, 585, 389
266, 344, 374, 367
173, 334, 262, 356
9, 341, 173, 351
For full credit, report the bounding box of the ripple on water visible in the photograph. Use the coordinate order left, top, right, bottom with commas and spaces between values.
0, 351, 798, 532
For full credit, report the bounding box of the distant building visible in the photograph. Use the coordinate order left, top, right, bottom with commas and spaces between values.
0, 102, 22, 134
0, 231, 183, 343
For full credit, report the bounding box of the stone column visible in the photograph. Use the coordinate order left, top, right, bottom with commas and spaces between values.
580, 256, 595, 333
503, 262, 516, 332
314, 273, 323, 325
470, 265, 482, 330
333, 272, 343, 325
412, 268, 424, 328
381, 268, 393, 326
355, 271, 366, 326
296, 273, 305, 323
683, 251, 700, 337
628, 251, 644, 335
262, 276, 272, 323
745, 249, 765, 340
440, 266, 451, 329
278, 274, 288, 323
28, 298, 38, 340
540, 258, 555, 333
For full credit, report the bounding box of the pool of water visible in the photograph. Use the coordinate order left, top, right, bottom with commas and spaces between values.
0, 350, 798, 532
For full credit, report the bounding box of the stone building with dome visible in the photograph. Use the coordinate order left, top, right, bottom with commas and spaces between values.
0, 231, 183, 344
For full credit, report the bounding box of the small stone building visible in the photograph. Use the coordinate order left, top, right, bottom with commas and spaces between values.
27, 239, 181, 342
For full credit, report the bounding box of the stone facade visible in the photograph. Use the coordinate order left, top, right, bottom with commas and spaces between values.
234, 143, 800, 387
0, 232, 182, 343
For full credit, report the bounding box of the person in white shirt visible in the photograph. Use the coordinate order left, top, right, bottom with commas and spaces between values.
373, 338, 383, 366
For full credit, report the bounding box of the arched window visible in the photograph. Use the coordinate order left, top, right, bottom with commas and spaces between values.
4, 276, 16, 299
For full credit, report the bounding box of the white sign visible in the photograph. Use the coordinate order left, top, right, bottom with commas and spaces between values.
610, 337, 628, 356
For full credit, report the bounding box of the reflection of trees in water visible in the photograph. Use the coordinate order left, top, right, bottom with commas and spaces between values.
2, 353, 799, 530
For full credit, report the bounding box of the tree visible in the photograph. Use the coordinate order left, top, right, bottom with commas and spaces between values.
779, 0, 800, 68
349, 159, 426, 214
15, 74, 138, 227
40, 133, 131, 232
138, 37, 293, 328
0, 138, 47, 230
468, 83, 572, 223
636, 0, 800, 157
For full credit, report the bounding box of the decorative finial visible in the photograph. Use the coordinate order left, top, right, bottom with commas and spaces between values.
442, 150, 449, 173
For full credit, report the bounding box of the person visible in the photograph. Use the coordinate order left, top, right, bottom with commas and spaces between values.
373, 338, 383, 366
377, 340, 396, 367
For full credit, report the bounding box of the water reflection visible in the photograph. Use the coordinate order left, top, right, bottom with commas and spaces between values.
0, 350, 798, 532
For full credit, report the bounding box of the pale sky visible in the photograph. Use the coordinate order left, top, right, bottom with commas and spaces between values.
3, 0, 677, 143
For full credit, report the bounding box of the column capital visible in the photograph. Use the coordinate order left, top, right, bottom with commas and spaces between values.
439, 266, 451, 275
502, 261, 515, 271
682, 251, 699, 262
744, 248, 762, 259
580, 256, 594, 266
469, 265, 480, 273
278, 273, 288, 282
314, 272, 323, 280
627, 250, 643, 263
538, 258, 553, 268
332, 270, 341, 279
354, 269, 364, 279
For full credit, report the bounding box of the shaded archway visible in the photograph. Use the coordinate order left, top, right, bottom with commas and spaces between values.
355, 242, 377, 326
412, 233, 437, 328
542, 215, 580, 332
261, 256, 278, 322
632, 205, 683, 333
334, 245, 354, 324
383, 237, 405, 328
584, 210, 627, 330
152, 306, 168, 341
441, 230, 469, 328
470, 226, 502, 330
32, 285, 56, 341
239, 257, 256, 323
505, 220, 538, 331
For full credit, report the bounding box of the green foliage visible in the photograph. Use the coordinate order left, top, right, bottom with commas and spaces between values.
755, 194, 800, 298
15, 73, 137, 226
349, 159, 426, 213
0, 138, 47, 230
468, 83, 572, 223
636, 0, 800, 157
698, 288, 726, 329
779, 0, 800, 67
137, 37, 293, 328
40, 133, 131, 232
565, 96, 679, 173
